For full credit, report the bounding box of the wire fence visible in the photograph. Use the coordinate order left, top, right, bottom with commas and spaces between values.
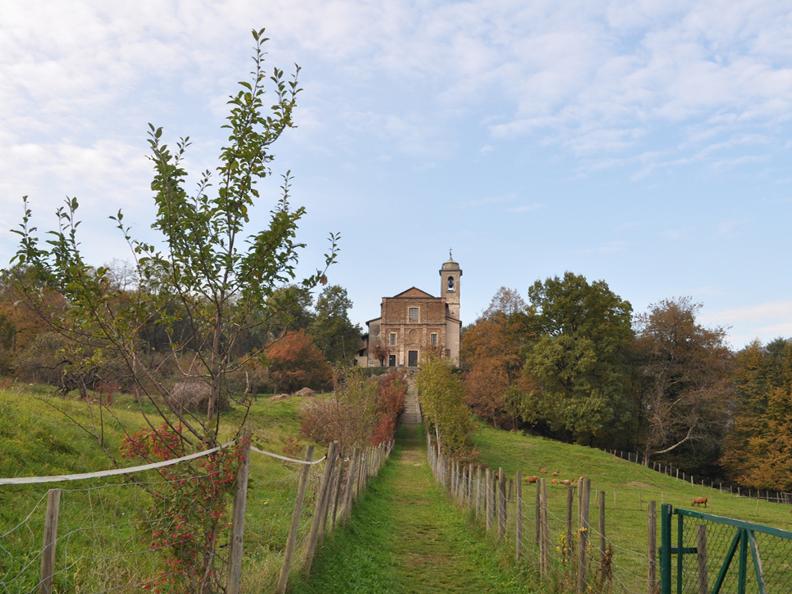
427, 431, 652, 593
604, 449, 792, 506
427, 431, 792, 594
0, 437, 393, 593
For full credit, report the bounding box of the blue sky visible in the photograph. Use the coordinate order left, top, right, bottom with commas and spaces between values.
2, 1, 792, 346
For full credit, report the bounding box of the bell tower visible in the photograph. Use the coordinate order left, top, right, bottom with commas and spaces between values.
440, 251, 462, 320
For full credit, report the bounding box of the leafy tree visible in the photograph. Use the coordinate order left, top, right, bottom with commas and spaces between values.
265, 330, 332, 393
480, 286, 526, 318
266, 284, 315, 336
635, 297, 733, 470
309, 285, 361, 364
461, 311, 528, 376
0, 312, 15, 374
464, 358, 512, 427
11, 29, 337, 588
520, 272, 635, 445
462, 288, 535, 428
722, 339, 792, 489
418, 356, 474, 455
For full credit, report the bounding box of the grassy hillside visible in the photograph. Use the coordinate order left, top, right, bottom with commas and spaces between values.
0, 387, 322, 593
472, 423, 792, 591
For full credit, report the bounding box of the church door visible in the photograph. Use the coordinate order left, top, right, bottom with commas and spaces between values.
388, 354, 396, 367
408, 350, 418, 367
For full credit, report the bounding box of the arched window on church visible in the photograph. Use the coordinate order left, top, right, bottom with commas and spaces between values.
447, 276, 455, 292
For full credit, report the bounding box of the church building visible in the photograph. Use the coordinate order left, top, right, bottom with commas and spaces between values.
358, 256, 462, 368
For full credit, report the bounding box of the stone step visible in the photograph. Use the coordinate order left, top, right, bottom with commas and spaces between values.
401, 376, 422, 425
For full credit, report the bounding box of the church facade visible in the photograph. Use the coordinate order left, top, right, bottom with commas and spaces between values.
358, 257, 462, 368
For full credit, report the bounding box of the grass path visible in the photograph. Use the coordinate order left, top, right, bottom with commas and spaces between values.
290, 424, 534, 593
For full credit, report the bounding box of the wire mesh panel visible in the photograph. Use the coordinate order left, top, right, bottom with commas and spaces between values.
662, 506, 792, 594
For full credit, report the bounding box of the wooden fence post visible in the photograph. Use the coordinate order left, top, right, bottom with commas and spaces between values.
648, 501, 657, 594
227, 432, 251, 594
515, 471, 523, 561
305, 441, 338, 573
566, 485, 574, 566
342, 448, 359, 522
483, 468, 490, 531
476, 466, 482, 519
490, 470, 498, 531
317, 444, 339, 544
330, 452, 346, 529
39, 488, 61, 594
276, 445, 314, 594
535, 479, 541, 547
598, 490, 606, 563
696, 525, 708, 594
539, 478, 549, 578
465, 464, 473, 509
498, 468, 506, 540
577, 477, 590, 594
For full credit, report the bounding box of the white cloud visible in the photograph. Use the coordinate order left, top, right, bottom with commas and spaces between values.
703, 300, 792, 324
3, 0, 792, 242
507, 203, 543, 214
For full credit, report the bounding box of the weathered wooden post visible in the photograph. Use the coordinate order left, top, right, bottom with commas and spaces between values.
577, 477, 590, 594
326, 451, 344, 533
515, 471, 523, 561
476, 465, 482, 519
305, 441, 338, 573
598, 490, 606, 563
498, 467, 507, 540
539, 478, 549, 578
648, 501, 657, 594
317, 445, 340, 543
696, 525, 708, 594
227, 431, 251, 594
330, 452, 346, 529
39, 488, 61, 594
566, 485, 574, 566
535, 479, 541, 547
490, 470, 497, 530
484, 468, 492, 532
276, 445, 314, 594
342, 447, 360, 522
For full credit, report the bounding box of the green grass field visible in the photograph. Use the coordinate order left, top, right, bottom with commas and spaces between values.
0, 387, 324, 593
472, 423, 792, 592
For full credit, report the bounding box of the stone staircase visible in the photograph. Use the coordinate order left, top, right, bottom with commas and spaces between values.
401, 375, 422, 425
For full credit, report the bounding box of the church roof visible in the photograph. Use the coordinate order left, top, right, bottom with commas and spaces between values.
389, 286, 438, 299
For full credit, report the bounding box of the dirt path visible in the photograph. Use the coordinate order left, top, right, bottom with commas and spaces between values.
290, 424, 534, 593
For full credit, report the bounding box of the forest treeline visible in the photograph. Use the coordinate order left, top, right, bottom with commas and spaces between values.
0, 264, 361, 397
3, 261, 789, 492
461, 273, 792, 493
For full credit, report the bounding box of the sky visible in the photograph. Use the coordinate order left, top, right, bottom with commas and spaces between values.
2, 0, 792, 347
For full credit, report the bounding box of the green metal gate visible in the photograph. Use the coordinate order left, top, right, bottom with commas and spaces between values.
659, 504, 792, 594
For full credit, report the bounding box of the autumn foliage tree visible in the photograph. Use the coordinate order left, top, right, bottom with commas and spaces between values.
635, 298, 733, 470
462, 293, 531, 428
722, 339, 792, 489
265, 330, 332, 393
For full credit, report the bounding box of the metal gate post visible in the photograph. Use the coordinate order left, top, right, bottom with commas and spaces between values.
676, 512, 684, 594
738, 528, 748, 594
660, 504, 673, 594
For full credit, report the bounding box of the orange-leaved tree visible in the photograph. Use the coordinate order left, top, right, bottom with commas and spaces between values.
266, 330, 332, 393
